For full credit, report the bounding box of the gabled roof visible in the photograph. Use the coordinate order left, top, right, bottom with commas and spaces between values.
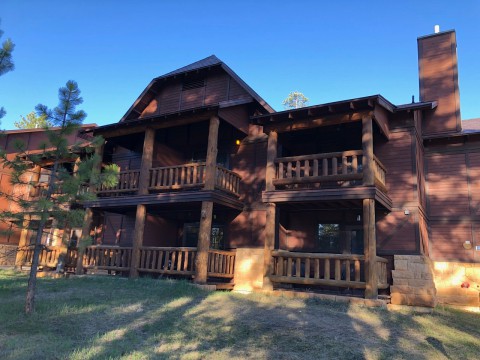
120, 55, 274, 122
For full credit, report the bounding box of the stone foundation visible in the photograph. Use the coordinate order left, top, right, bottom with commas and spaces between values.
390, 255, 437, 307
432, 261, 480, 307
0, 244, 17, 266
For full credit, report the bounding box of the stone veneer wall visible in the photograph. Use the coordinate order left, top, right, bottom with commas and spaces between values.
390, 255, 437, 307
0, 244, 17, 266
431, 261, 480, 307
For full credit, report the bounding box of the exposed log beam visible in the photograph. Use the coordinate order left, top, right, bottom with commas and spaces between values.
262, 110, 372, 133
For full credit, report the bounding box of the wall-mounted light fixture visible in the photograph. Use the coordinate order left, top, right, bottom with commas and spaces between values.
404, 209, 410, 215
463, 240, 472, 250
356, 215, 361, 222
235, 139, 241, 145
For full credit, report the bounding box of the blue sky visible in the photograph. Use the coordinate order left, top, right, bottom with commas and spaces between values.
0, 0, 479, 129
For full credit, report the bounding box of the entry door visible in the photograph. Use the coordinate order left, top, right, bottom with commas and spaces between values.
346, 227, 364, 255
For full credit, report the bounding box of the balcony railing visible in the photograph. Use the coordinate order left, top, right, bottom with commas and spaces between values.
273, 150, 386, 190
270, 251, 389, 290
97, 163, 241, 197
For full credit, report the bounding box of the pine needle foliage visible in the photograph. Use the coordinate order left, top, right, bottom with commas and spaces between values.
0, 81, 118, 314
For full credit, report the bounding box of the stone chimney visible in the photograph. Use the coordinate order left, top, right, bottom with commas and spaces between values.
418, 30, 461, 135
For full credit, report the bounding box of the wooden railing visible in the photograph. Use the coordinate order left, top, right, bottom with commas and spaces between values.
207, 249, 236, 278
376, 256, 389, 289
274, 151, 364, 188
270, 251, 366, 288
149, 163, 206, 191
22, 245, 64, 268
270, 251, 390, 290
137, 247, 197, 276
373, 156, 387, 188
97, 170, 140, 196
82, 245, 132, 271
215, 166, 241, 196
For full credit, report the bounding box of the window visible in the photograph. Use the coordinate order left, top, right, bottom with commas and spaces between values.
183, 223, 225, 249
317, 224, 340, 253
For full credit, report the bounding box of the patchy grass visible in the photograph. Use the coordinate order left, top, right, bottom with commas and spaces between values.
0, 269, 479, 360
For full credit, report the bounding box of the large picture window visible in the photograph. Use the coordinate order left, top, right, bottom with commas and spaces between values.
317, 224, 340, 253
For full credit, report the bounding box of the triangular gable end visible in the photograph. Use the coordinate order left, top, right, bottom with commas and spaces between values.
120, 55, 274, 123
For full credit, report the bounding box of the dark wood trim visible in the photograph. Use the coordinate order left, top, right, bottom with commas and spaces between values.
84, 190, 244, 210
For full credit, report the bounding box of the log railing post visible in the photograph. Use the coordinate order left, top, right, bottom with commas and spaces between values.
138, 127, 155, 195
363, 198, 378, 299
130, 204, 147, 278
265, 131, 278, 191
362, 116, 374, 186
195, 115, 219, 284
263, 202, 277, 290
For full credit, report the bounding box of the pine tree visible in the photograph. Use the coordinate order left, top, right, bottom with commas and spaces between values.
0, 81, 118, 314
283, 91, 309, 109
0, 21, 15, 120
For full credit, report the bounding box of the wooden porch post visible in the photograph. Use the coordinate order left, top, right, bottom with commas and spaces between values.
75, 208, 93, 275
138, 127, 155, 195
195, 115, 219, 284
265, 130, 278, 191
263, 130, 278, 289
129, 128, 155, 277
130, 204, 146, 278
362, 115, 374, 186
15, 217, 31, 269
263, 202, 276, 290
363, 198, 378, 299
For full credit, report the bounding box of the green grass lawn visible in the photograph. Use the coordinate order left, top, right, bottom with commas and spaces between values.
0, 269, 479, 360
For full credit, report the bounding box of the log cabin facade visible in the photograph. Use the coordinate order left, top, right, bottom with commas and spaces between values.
6, 29, 480, 306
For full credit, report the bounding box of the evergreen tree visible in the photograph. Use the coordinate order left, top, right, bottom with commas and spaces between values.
283, 91, 309, 109
14, 111, 53, 129
0, 81, 118, 314
0, 22, 15, 120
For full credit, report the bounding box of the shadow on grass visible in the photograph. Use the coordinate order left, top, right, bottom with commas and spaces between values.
1, 271, 479, 359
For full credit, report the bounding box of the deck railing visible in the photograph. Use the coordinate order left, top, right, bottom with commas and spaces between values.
137, 247, 197, 276
207, 249, 236, 278
373, 156, 387, 188
215, 166, 241, 196
82, 245, 132, 271
21, 245, 77, 269
274, 151, 363, 188
149, 163, 206, 191
270, 251, 388, 289
97, 170, 140, 196
273, 150, 386, 189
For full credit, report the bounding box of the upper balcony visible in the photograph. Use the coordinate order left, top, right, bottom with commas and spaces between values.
273, 150, 386, 191
95, 162, 241, 198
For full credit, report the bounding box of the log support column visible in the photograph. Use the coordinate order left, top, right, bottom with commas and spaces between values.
263, 202, 277, 290
263, 130, 278, 290
363, 198, 378, 299
362, 115, 374, 186
195, 115, 219, 284
130, 128, 155, 277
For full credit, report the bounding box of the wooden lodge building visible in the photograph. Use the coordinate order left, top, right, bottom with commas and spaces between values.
2, 29, 480, 307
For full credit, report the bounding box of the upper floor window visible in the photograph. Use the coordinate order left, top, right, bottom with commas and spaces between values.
317, 223, 340, 253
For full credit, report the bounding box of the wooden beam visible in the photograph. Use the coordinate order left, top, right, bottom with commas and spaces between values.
265, 131, 278, 192
195, 201, 213, 283
263, 111, 372, 133
204, 116, 220, 190
130, 204, 147, 278
362, 115, 375, 186
137, 128, 155, 195
373, 105, 391, 139
263, 203, 276, 290
363, 198, 378, 299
